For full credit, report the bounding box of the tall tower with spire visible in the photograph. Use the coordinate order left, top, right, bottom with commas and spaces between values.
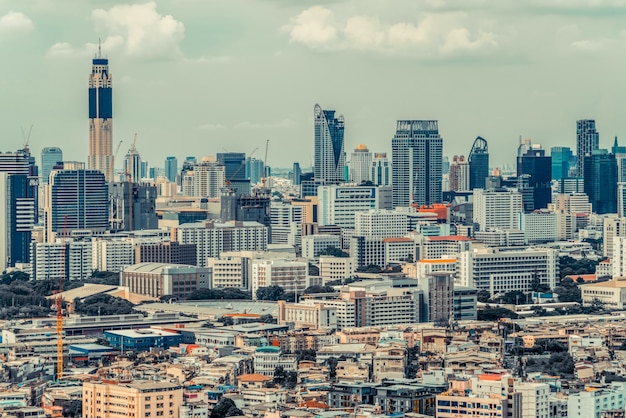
88, 43, 114, 182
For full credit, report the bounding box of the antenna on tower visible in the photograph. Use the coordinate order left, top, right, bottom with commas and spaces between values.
98, 38, 101, 58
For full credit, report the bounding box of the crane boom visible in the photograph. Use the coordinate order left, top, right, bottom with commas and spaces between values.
261, 139, 269, 187
56, 215, 68, 380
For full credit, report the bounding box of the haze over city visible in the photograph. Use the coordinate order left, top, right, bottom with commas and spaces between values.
1, 0, 626, 167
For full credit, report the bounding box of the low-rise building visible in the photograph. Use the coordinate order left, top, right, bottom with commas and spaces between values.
120, 262, 211, 299
580, 278, 626, 310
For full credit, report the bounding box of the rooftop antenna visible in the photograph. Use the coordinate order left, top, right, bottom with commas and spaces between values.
98, 37, 101, 58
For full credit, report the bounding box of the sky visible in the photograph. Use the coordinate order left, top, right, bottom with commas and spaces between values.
1, 0, 626, 171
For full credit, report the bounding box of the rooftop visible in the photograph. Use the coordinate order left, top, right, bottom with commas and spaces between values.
104, 328, 180, 338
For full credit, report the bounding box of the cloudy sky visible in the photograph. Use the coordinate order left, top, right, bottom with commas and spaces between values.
1, 0, 625, 171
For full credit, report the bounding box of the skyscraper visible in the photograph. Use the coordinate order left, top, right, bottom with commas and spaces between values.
314, 104, 345, 182
349, 144, 372, 184
550, 146, 572, 182
164, 156, 178, 183
47, 169, 109, 240
449, 155, 470, 192
41, 147, 63, 184
217, 152, 246, 181
123, 145, 141, 183
576, 119, 599, 177
468, 136, 489, 190
371, 153, 390, 187
517, 144, 552, 211
392, 120, 443, 207
584, 150, 617, 214
0, 173, 35, 271
88, 50, 113, 182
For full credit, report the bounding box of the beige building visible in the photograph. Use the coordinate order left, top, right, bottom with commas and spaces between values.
581, 278, 626, 309
277, 300, 338, 330
83, 380, 183, 418
319, 256, 354, 283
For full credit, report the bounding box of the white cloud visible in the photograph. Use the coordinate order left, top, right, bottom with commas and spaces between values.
198, 123, 227, 130
286, 6, 338, 48
45, 42, 76, 58
234, 119, 296, 129
92, 2, 184, 60
46, 2, 184, 60
0, 11, 34, 36
282, 6, 498, 57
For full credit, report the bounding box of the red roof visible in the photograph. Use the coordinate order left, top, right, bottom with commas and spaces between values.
427, 235, 471, 241
565, 274, 597, 282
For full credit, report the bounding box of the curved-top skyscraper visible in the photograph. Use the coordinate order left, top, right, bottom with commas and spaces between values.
88, 49, 113, 182
314, 104, 345, 182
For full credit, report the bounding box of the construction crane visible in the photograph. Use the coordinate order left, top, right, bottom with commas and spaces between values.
21, 125, 33, 151
125, 134, 138, 231
224, 147, 259, 188
56, 215, 68, 380
110, 140, 123, 182
261, 139, 269, 188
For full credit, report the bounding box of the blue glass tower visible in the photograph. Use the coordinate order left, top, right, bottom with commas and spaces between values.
41, 147, 63, 184
165, 156, 178, 183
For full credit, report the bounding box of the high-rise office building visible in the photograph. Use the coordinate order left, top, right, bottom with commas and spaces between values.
551, 146, 573, 182
468, 136, 489, 190
517, 144, 552, 211
371, 153, 390, 187
0, 173, 35, 271
164, 156, 177, 183
314, 104, 345, 182
109, 182, 158, 232
349, 144, 372, 185
584, 150, 617, 214
246, 157, 265, 185
41, 147, 63, 184
88, 50, 114, 181
391, 120, 443, 207
449, 155, 470, 192
576, 119, 599, 177
123, 146, 141, 183
180, 157, 225, 198
0, 148, 38, 225
612, 137, 626, 182
217, 152, 246, 180
292, 162, 302, 186
47, 169, 109, 240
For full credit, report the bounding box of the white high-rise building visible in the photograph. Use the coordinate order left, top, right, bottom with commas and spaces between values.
354, 210, 409, 239
618, 183, 626, 217
349, 144, 372, 185
317, 184, 392, 229
270, 202, 303, 245
251, 258, 308, 299
458, 247, 558, 295
519, 211, 557, 244
177, 221, 268, 266
181, 158, 225, 198
603, 216, 626, 258
473, 188, 523, 231
92, 238, 135, 273
301, 234, 341, 259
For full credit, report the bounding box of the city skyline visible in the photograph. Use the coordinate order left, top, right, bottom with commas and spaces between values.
1, 1, 626, 169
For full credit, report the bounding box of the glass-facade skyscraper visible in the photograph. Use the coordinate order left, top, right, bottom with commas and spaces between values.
576, 119, 599, 177
392, 120, 443, 207
550, 146, 572, 181
584, 150, 617, 214
314, 104, 345, 182
48, 169, 109, 237
217, 152, 246, 180
164, 156, 178, 183
41, 147, 63, 184
468, 136, 489, 190
517, 145, 552, 211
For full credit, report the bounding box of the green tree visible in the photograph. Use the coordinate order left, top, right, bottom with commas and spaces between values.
553, 278, 581, 303
477, 290, 491, 303
74, 294, 134, 316
477, 305, 519, 321
499, 291, 526, 305
356, 264, 382, 273
318, 246, 349, 258
256, 285, 285, 301
303, 285, 336, 294
210, 398, 243, 418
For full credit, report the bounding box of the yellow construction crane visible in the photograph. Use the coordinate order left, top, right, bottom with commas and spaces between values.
56, 215, 68, 380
